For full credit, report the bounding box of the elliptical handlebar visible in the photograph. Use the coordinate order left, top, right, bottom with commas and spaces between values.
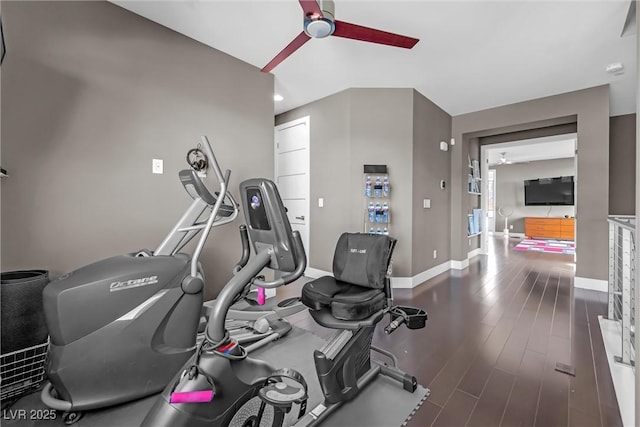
189, 137, 236, 278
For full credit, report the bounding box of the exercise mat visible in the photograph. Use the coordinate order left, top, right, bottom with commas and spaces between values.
252, 327, 430, 427
3, 327, 428, 427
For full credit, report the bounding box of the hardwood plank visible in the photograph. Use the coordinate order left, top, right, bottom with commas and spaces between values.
523, 271, 549, 313
481, 266, 533, 326
495, 309, 536, 374
458, 318, 515, 396
427, 323, 494, 406
569, 316, 601, 420
600, 403, 624, 427
534, 336, 570, 427
550, 272, 571, 339
404, 400, 442, 427
431, 390, 477, 427
570, 407, 602, 427
466, 369, 515, 427
527, 273, 558, 355
502, 270, 540, 319
500, 350, 546, 427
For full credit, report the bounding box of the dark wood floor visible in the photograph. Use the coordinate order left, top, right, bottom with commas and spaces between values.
282, 237, 622, 427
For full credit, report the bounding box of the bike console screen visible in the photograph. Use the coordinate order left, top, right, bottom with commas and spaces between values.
246, 188, 271, 231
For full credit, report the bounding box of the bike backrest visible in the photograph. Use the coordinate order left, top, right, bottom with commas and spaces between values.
239, 178, 298, 273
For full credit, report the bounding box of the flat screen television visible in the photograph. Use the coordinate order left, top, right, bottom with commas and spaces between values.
524, 176, 574, 206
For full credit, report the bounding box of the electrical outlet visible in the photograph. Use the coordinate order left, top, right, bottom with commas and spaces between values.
510, 224, 513, 230
152, 159, 163, 174
433, 250, 437, 259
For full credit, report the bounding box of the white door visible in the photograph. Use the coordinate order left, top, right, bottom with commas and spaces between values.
274, 117, 310, 265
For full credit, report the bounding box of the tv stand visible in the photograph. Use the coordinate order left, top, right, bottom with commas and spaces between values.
524, 217, 574, 240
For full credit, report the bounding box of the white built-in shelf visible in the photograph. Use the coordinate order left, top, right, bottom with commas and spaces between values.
467, 233, 482, 238
468, 192, 482, 196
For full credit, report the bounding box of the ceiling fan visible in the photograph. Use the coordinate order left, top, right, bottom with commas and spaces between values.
261, 0, 420, 73
494, 152, 530, 166
497, 152, 513, 165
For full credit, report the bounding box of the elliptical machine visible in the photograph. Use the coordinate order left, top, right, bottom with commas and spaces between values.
142, 177, 427, 426
40, 137, 239, 422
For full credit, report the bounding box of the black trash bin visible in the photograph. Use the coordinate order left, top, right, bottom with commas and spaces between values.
1, 270, 49, 354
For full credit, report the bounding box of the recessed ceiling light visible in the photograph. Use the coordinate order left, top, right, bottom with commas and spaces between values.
273, 94, 284, 102
605, 62, 624, 75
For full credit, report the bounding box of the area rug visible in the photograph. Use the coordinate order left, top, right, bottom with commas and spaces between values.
514, 239, 575, 255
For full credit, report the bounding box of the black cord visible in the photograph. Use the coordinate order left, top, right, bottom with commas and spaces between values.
186, 146, 208, 172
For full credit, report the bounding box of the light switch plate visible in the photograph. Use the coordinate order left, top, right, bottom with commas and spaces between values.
423, 199, 431, 209
152, 159, 163, 174
318, 198, 324, 208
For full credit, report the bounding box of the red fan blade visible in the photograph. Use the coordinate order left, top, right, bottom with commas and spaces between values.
298, 0, 323, 18
333, 20, 419, 49
261, 31, 311, 73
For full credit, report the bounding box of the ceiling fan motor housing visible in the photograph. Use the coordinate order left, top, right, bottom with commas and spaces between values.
304, 0, 336, 38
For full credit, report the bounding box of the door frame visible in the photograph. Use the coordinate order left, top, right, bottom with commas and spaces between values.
274, 116, 311, 265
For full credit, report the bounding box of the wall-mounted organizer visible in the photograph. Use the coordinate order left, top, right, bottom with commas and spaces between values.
363, 164, 390, 235
468, 156, 481, 195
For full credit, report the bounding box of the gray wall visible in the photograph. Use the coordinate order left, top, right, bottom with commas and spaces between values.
276, 88, 415, 277
1, 1, 274, 299
493, 158, 576, 234
276, 91, 352, 272
609, 113, 636, 215
451, 85, 610, 281
349, 89, 414, 276
411, 90, 452, 275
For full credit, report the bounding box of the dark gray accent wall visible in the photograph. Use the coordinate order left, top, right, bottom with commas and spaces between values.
494, 158, 576, 233
609, 113, 636, 215
276, 88, 415, 277
451, 86, 610, 281
411, 90, 452, 275
1, 1, 274, 299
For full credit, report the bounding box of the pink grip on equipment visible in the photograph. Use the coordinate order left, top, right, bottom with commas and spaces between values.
170, 390, 214, 404
257, 287, 266, 305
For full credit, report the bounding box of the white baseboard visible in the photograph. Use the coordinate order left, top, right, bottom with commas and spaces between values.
392, 260, 452, 289
468, 248, 483, 259
451, 259, 470, 270
390, 277, 414, 288
574, 276, 608, 292
598, 316, 634, 427
493, 231, 526, 238
304, 267, 331, 279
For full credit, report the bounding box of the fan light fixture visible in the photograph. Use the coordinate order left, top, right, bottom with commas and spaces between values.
304, 18, 335, 38
499, 152, 512, 165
